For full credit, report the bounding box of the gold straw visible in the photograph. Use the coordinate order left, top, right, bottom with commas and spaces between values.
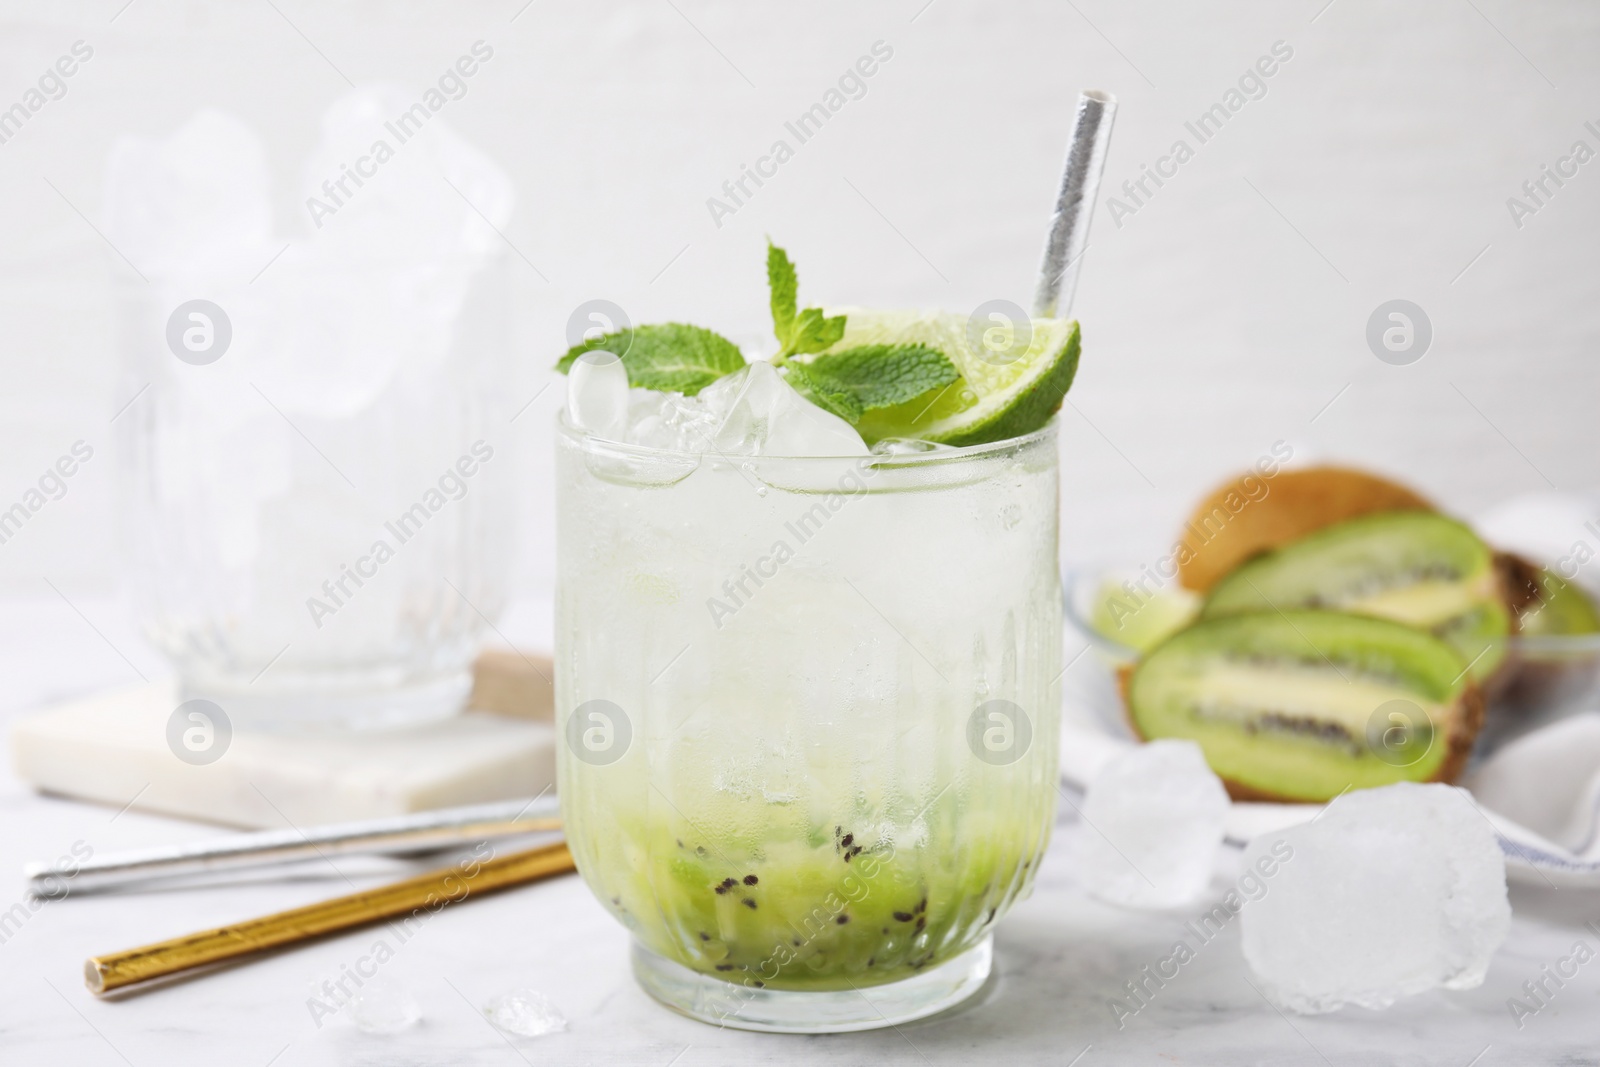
86, 840, 575, 995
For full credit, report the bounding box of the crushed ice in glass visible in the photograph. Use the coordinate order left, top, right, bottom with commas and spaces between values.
1076, 740, 1229, 908
105, 93, 514, 420
99, 94, 514, 589
1240, 782, 1510, 1014
483, 988, 567, 1037
710, 361, 866, 457
566, 359, 869, 457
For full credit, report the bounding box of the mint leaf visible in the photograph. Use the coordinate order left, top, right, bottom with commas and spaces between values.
794, 344, 960, 412
767, 241, 798, 346
783, 362, 864, 422
767, 242, 847, 360
556, 323, 745, 396
785, 307, 847, 357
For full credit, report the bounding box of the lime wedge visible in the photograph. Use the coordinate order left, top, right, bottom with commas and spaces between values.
1090, 579, 1200, 654
817, 308, 1080, 446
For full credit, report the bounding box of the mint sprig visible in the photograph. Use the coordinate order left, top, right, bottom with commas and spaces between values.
764, 244, 958, 419
791, 343, 959, 414
553, 243, 968, 436
783, 362, 864, 422
786, 307, 847, 357
767, 241, 798, 344
556, 323, 744, 396
767, 242, 846, 361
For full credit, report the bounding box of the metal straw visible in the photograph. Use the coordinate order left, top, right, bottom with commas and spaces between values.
1032, 89, 1118, 319
27, 796, 562, 897
86, 840, 576, 995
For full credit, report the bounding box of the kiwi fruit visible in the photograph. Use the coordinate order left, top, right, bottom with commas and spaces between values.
1177, 466, 1433, 593
1495, 552, 1542, 623
1201, 510, 1510, 684
1126, 611, 1484, 802
1497, 553, 1600, 637
1490, 553, 1600, 716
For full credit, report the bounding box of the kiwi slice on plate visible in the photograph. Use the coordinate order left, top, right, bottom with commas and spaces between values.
1127, 611, 1484, 802
1201, 510, 1510, 684
1497, 553, 1600, 637
1490, 553, 1600, 718
1176, 465, 1432, 593
1526, 572, 1600, 635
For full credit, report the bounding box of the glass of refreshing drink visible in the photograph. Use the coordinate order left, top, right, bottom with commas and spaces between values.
554, 244, 1081, 1032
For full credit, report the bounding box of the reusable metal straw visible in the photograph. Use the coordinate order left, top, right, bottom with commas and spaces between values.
1032, 90, 1118, 319
28, 796, 562, 897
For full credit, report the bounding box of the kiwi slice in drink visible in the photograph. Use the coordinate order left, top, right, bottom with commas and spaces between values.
1201, 511, 1510, 684
629, 830, 1019, 991
1127, 611, 1484, 801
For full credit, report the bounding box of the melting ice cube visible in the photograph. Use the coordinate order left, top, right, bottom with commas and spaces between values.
483, 988, 567, 1037
1239, 782, 1510, 1014
1075, 740, 1230, 908
347, 981, 421, 1034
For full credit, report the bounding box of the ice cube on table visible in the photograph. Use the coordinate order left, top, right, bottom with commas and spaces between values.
1240, 782, 1510, 1014
347, 981, 421, 1034
483, 988, 567, 1037
707, 361, 868, 457
1075, 740, 1230, 908
566, 351, 630, 440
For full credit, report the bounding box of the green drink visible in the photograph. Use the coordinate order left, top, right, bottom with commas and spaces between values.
554, 242, 1079, 1031
556, 421, 1061, 1030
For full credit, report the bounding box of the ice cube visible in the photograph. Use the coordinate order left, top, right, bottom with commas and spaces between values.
300, 86, 513, 261
708, 362, 867, 457
104, 109, 274, 273
566, 351, 630, 439
266, 87, 514, 419
1075, 740, 1229, 908
696, 363, 753, 420
625, 388, 719, 452
1240, 782, 1510, 1014
347, 981, 421, 1034
483, 988, 567, 1037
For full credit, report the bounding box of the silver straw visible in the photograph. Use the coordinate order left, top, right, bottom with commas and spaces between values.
1032, 89, 1118, 319
24, 796, 562, 897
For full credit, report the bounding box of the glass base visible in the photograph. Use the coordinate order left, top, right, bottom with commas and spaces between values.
631, 934, 992, 1033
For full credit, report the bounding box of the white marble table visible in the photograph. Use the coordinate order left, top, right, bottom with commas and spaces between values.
3, 600, 1596, 1066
